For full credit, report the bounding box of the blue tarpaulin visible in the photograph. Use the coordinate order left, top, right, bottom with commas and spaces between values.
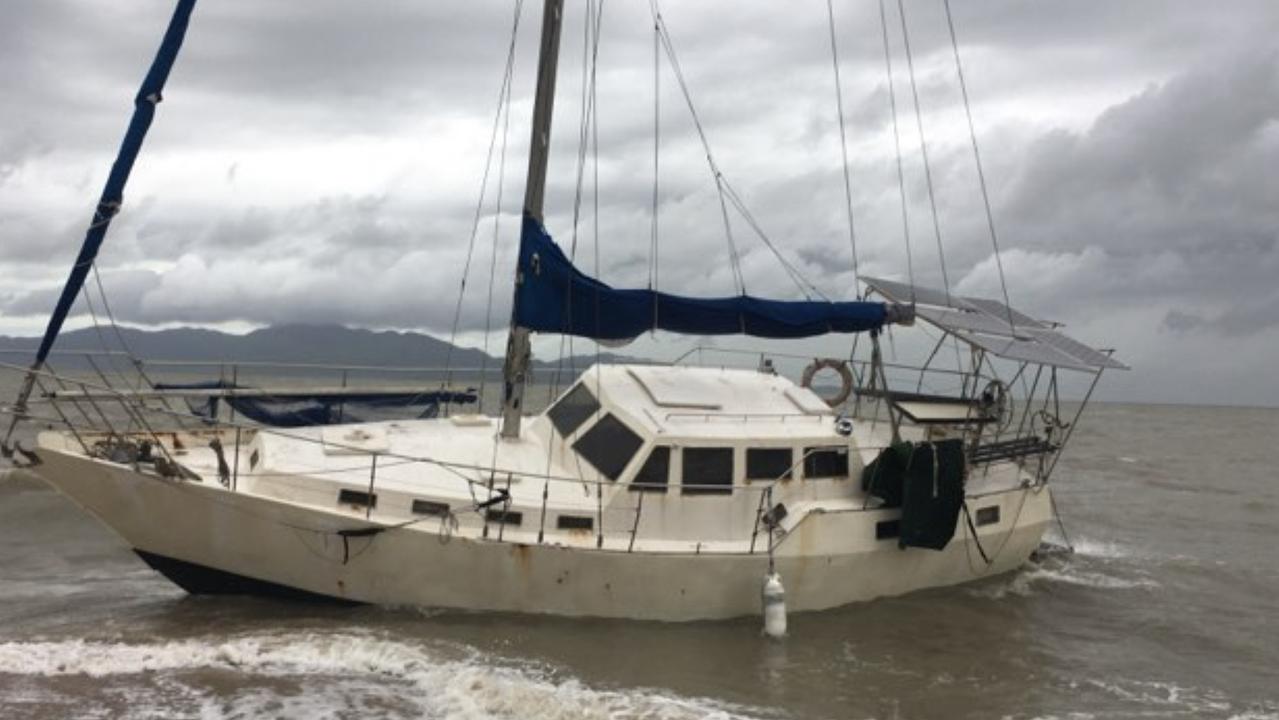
154, 381, 477, 428
513, 214, 889, 341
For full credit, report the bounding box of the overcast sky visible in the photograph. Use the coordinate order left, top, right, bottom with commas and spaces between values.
1, 1, 1276, 406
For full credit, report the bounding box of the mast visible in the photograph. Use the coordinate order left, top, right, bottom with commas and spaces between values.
3, 0, 198, 455
501, 0, 565, 439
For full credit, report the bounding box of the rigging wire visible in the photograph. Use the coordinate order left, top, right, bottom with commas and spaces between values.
77, 282, 141, 407
551, 0, 606, 403
877, 0, 916, 304
649, 2, 835, 303
894, 0, 951, 304
478, 5, 521, 413
825, 0, 861, 290
719, 181, 825, 300
942, 0, 1016, 331
649, 5, 660, 299
590, 3, 604, 400
443, 0, 526, 395
89, 264, 146, 391
89, 263, 191, 421
649, 2, 745, 296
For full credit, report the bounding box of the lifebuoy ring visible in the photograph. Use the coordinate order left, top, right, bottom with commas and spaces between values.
800, 358, 854, 407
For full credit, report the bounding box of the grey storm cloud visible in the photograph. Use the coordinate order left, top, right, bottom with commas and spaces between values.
1, 0, 1278, 404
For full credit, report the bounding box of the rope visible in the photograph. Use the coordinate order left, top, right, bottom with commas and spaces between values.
876, 0, 916, 303
961, 501, 992, 564
1047, 479, 1076, 552
942, 0, 1016, 331
825, 0, 861, 288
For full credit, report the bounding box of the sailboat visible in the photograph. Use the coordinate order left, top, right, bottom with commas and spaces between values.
0, 0, 1123, 624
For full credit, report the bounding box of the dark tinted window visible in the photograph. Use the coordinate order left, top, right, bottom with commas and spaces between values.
976, 505, 1000, 526
629, 446, 670, 493
547, 383, 601, 437
557, 515, 593, 531
485, 508, 522, 525
804, 446, 849, 478
682, 447, 734, 495
876, 518, 901, 540
573, 414, 644, 481
411, 499, 449, 516
746, 448, 793, 480
338, 489, 376, 508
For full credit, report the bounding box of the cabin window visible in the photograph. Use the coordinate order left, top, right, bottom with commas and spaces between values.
485, 508, 522, 526
629, 446, 670, 493
804, 446, 850, 478
682, 447, 734, 495
338, 489, 376, 509
876, 518, 901, 540
557, 515, 594, 531
746, 448, 793, 481
411, 499, 450, 517
547, 383, 601, 437
573, 413, 644, 481
976, 505, 1000, 526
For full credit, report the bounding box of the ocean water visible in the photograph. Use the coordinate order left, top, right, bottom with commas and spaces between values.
1, 401, 1276, 719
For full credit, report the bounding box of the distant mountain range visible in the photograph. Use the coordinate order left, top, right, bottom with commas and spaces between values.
0, 324, 631, 378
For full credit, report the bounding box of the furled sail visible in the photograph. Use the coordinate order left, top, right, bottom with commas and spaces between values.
513, 215, 904, 341
32, 0, 198, 365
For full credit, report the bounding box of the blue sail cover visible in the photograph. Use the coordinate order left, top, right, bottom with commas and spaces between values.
514, 214, 888, 340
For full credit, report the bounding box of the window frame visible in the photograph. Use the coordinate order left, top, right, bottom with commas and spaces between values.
629, 445, 671, 493
556, 515, 594, 531
681, 446, 735, 495
571, 413, 645, 481
547, 382, 601, 437
803, 445, 851, 479
746, 447, 794, 481
338, 489, 376, 509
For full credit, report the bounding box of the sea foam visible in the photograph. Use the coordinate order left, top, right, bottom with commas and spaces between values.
0, 631, 766, 720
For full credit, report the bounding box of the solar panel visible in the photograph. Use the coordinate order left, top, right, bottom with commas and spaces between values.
1027, 327, 1128, 370
862, 277, 973, 310
861, 276, 1124, 371
961, 297, 1049, 330
962, 331, 1094, 371
915, 307, 1018, 336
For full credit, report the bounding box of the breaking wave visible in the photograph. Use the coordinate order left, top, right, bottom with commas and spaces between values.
0, 631, 768, 720
1067, 536, 1135, 561
970, 565, 1159, 599
968, 537, 1159, 599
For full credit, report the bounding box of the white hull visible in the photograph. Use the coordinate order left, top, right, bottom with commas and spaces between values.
32, 438, 1051, 621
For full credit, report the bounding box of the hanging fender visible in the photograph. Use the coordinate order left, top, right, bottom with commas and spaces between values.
800, 358, 854, 408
